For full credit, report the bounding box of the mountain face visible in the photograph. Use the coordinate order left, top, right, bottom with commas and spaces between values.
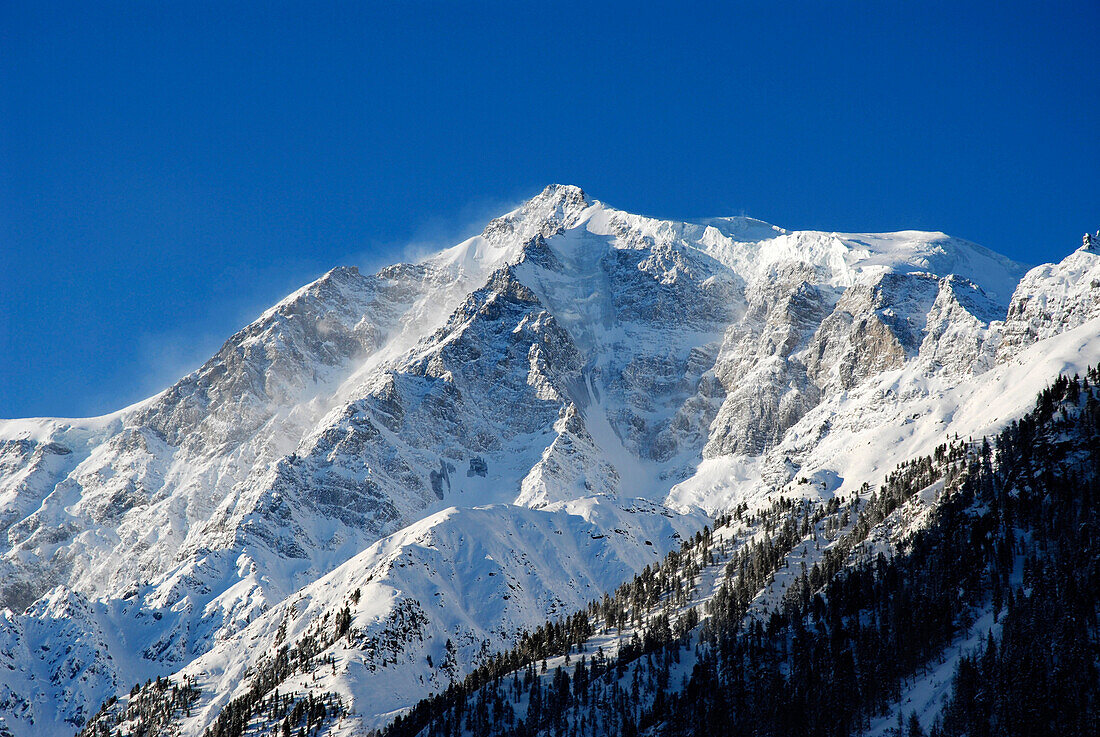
0, 186, 1096, 737
381, 369, 1100, 737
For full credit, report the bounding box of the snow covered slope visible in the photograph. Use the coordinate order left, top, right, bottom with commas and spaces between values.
376, 356, 1100, 737
0, 185, 1095, 737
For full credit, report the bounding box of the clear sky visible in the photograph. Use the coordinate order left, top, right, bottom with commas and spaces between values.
2, 1, 1098, 418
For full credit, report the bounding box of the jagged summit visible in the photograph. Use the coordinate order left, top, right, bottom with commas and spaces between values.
528, 182, 589, 209
0, 187, 1097, 737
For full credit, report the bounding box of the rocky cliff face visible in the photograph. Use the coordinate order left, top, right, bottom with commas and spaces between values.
998, 231, 1100, 358
0, 186, 1095, 737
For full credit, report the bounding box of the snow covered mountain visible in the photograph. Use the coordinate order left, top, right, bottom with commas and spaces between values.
0, 186, 1096, 737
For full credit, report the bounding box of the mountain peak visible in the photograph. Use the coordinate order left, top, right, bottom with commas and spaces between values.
535, 182, 587, 202
511, 183, 591, 234
485, 184, 591, 239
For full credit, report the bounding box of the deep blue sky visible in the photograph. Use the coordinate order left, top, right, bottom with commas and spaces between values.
2, 1, 1098, 418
